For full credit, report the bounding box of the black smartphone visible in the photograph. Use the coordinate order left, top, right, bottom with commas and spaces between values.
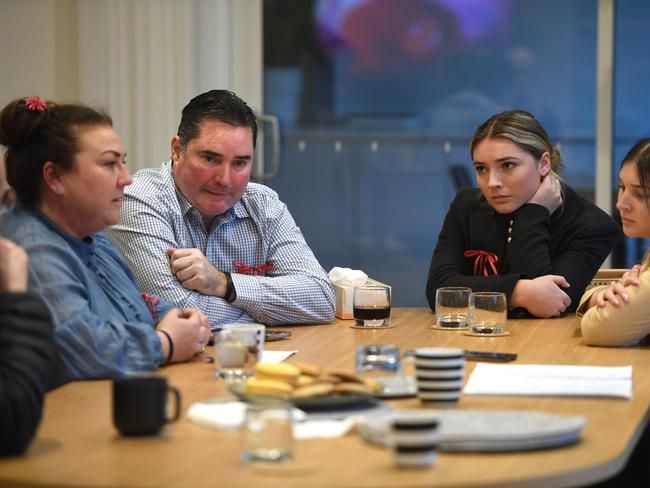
208, 328, 292, 344
464, 350, 517, 362
265, 330, 292, 342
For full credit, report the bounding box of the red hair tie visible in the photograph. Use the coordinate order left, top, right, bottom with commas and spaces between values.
25, 97, 46, 112
141, 293, 161, 323
232, 260, 274, 276
463, 250, 499, 276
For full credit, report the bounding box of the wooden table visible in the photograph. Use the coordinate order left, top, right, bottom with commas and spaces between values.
1, 309, 648, 488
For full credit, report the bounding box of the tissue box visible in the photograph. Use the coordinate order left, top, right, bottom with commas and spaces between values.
333, 279, 391, 320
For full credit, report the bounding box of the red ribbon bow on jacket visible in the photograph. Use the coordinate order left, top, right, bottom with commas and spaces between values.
232, 260, 274, 276
141, 293, 160, 323
463, 250, 499, 277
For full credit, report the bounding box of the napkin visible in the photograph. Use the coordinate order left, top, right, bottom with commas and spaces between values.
293, 418, 357, 439
187, 399, 356, 439
328, 267, 368, 287
261, 350, 297, 363
187, 399, 307, 431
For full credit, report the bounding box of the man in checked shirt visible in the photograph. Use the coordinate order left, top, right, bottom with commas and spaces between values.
107, 90, 335, 328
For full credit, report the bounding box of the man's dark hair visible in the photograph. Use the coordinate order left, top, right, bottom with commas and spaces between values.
177, 90, 258, 148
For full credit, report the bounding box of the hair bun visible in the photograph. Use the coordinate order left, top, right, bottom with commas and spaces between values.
0, 97, 51, 148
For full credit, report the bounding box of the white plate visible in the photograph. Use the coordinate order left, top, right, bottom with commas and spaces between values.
360, 410, 586, 451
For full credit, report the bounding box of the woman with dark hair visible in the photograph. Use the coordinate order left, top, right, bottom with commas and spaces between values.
579, 138, 650, 345
426, 110, 620, 318
0, 97, 211, 382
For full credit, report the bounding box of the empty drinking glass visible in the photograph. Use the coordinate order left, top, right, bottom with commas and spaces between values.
356, 344, 413, 396
355, 344, 401, 378
469, 292, 508, 335
242, 398, 293, 462
435, 287, 471, 329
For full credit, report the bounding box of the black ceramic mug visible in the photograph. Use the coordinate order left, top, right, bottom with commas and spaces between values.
112, 375, 181, 436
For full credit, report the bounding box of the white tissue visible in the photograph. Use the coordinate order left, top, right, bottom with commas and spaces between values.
328, 267, 368, 287
187, 400, 355, 439
293, 418, 357, 439
187, 400, 248, 430
187, 400, 307, 431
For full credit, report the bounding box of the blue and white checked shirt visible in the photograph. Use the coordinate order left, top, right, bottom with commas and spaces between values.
107, 160, 335, 327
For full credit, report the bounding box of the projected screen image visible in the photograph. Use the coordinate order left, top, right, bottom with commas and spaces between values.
314, 0, 512, 124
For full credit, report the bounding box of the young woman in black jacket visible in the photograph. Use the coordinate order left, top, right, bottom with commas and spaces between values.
426, 110, 620, 318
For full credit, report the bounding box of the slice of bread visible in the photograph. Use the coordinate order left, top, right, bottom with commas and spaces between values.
254, 362, 300, 384
328, 370, 363, 383
315, 373, 343, 384
244, 377, 293, 397
296, 374, 317, 387
291, 362, 321, 377
334, 382, 373, 395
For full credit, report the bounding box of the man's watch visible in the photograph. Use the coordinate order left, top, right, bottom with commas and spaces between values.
224, 272, 237, 303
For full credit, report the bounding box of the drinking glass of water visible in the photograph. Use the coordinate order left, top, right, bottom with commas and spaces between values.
356, 344, 414, 397
214, 324, 265, 381
353, 285, 391, 327
435, 287, 471, 329
468, 292, 507, 335
355, 344, 401, 378
242, 398, 293, 462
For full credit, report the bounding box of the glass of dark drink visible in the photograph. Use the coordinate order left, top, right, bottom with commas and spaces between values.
353, 285, 391, 327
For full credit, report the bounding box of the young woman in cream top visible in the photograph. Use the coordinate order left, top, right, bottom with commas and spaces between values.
579, 138, 650, 346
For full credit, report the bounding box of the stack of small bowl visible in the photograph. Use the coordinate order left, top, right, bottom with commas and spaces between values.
391, 411, 440, 468
413, 347, 465, 406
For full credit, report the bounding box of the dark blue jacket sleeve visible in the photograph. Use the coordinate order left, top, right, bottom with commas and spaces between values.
0, 292, 54, 456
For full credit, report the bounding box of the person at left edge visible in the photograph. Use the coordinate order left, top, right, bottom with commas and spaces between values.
0, 238, 55, 456
107, 89, 335, 327
0, 97, 211, 382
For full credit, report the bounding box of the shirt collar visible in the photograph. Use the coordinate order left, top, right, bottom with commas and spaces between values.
32, 208, 96, 261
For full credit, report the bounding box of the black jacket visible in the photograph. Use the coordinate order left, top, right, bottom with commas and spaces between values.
0, 292, 55, 456
426, 185, 620, 316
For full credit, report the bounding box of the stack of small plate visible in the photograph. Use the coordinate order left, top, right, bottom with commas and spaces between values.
392, 412, 440, 468
360, 410, 587, 452
414, 348, 465, 405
